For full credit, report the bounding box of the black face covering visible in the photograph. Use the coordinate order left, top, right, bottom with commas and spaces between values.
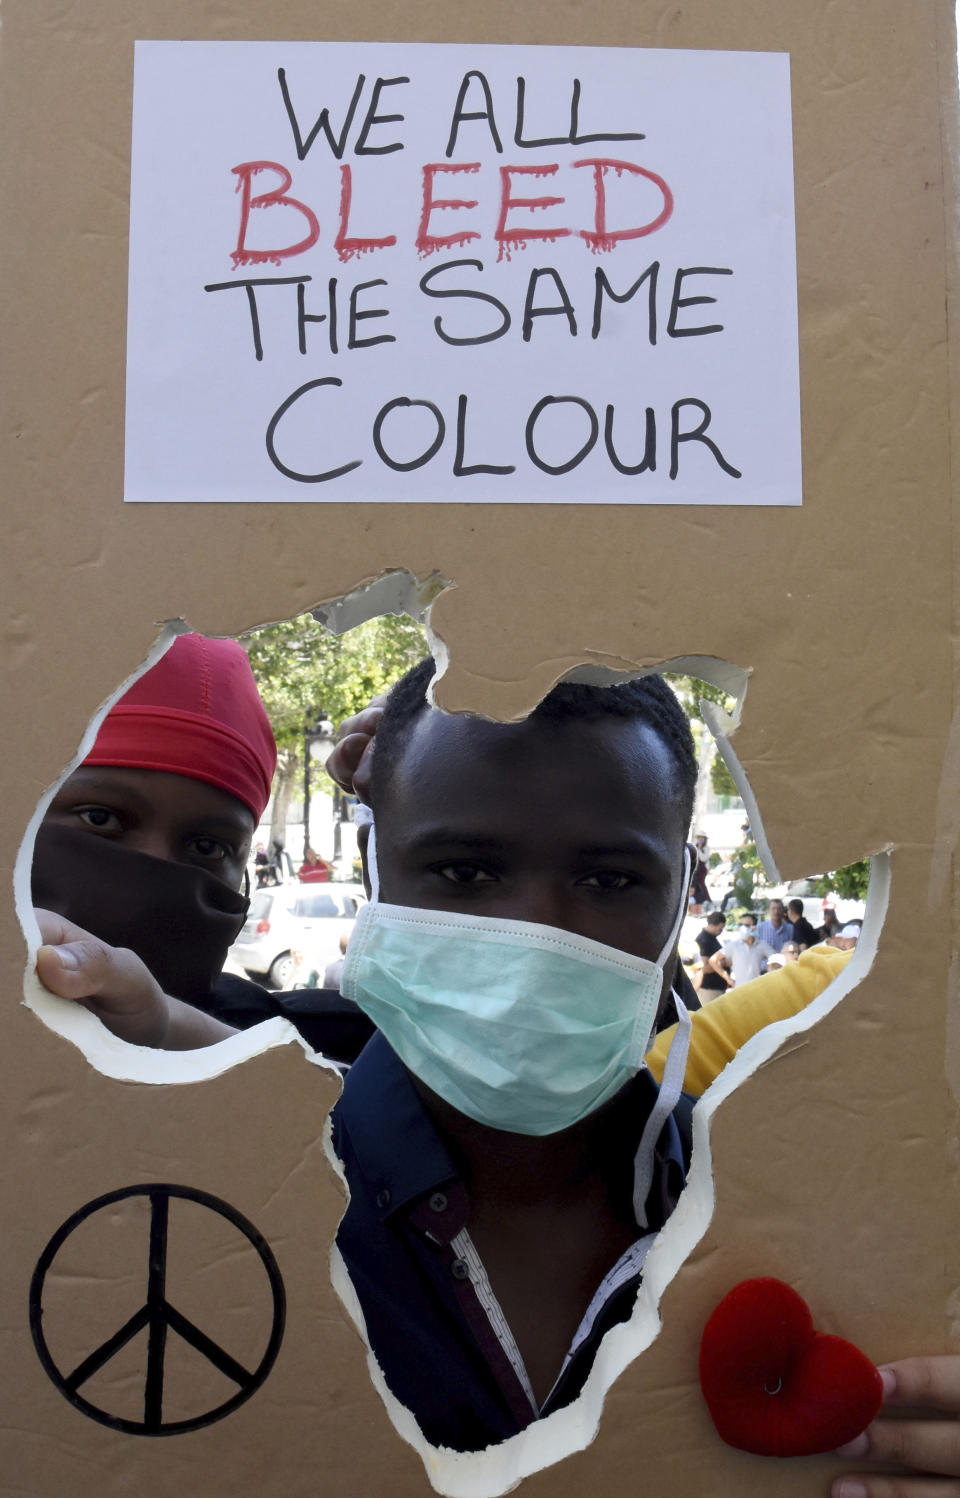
31, 822, 249, 1004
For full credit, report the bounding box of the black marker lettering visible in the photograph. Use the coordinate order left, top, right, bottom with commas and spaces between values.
204, 275, 311, 361
277, 68, 365, 161
604, 404, 656, 474
514, 77, 571, 149
453, 394, 516, 475
445, 72, 503, 158
522, 268, 577, 342
667, 267, 733, 338
296, 278, 340, 356
570, 78, 646, 145
525, 395, 599, 475
265, 377, 362, 482
354, 76, 409, 155
513, 77, 647, 148
670, 398, 741, 479
348, 279, 395, 349
419, 259, 511, 346
592, 263, 659, 343
373, 398, 445, 471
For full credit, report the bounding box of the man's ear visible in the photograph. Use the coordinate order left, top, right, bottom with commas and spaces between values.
352, 741, 375, 806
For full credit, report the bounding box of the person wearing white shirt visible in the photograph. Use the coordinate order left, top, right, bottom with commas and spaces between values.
713, 913, 774, 986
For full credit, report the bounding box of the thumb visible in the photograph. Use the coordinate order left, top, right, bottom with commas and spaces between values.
36, 936, 115, 1000
35, 936, 171, 1047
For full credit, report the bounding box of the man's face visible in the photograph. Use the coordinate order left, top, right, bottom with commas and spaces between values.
373, 709, 689, 963
768, 900, 785, 925
43, 766, 255, 890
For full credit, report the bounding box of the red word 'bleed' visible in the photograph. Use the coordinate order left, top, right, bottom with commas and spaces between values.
231, 158, 674, 269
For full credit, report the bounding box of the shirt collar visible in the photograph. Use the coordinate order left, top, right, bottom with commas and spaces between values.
339, 1034, 688, 1231
337, 1033, 459, 1220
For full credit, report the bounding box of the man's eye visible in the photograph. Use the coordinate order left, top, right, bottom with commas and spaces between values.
75, 806, 122, 834
188, 836, 230, 862
577, 870, 636, 891
435, 862, 497, 884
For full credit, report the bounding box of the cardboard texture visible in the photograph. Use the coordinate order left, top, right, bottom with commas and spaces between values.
2, 2, 959, 1494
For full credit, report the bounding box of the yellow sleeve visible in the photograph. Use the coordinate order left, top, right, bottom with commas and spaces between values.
646, 945, 852, 1096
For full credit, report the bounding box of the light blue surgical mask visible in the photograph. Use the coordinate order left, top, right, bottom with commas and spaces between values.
342, 823, 692, 1156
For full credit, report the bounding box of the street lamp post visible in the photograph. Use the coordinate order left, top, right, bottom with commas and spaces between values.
332, 784, 343, 862
303, 712, 336, 863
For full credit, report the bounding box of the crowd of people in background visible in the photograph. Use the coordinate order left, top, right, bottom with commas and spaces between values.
692, 897, 863, 997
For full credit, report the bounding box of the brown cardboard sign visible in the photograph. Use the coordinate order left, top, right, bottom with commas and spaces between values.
2, 2, 959, 1495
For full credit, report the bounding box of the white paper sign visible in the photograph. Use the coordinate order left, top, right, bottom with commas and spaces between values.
125, 42, 800, 505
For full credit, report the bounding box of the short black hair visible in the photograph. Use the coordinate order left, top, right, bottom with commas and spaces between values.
369, 656, 697, 826
707, 911, 726, 927
787, 899, 804, 917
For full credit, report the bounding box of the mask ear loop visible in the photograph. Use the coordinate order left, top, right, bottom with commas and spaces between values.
632, 991, 692, 1227
354, 804, 380, 902
633, 845, 695, 1228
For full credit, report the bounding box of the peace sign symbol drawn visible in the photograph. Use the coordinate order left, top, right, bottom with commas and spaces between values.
29, 1183, 285, 1435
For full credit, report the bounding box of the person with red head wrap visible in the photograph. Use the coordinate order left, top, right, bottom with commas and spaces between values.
33, 633, 375, 1056
33, 634, 276, 1018
80, 631, 277, 824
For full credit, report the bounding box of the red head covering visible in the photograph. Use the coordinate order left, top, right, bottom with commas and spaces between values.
83, 635, 277, 821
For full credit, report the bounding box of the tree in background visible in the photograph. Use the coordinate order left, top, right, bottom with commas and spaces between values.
813, 860, 870, 902
725, 837, 765, 909
243, 636, 872, 908
669, 674, 736, 726
244, 612, 429, 844
709, 750, 740, 801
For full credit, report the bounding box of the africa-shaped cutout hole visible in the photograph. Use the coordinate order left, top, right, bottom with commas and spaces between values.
325, 656, 888, 1491
18, 609, 888, 1493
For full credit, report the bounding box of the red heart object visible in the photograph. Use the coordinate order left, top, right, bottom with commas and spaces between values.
699, 1277, 884, 1457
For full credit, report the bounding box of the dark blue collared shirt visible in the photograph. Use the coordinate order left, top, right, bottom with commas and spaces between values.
331, 1034, 692, 1452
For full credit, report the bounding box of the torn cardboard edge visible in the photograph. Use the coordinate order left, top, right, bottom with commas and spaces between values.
427, 654, 748, 726
314, 568, 753, 724
13, 578, 886, 1492
700, 696, 781, 881
312, 566, 455, 702
319, 854, 890, 1498
13, 568, 447, 1083
311, 567, 451, 636
14, 577, 753, 1084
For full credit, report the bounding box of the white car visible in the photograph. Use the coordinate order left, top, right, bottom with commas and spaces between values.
229, 883, 366, 989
